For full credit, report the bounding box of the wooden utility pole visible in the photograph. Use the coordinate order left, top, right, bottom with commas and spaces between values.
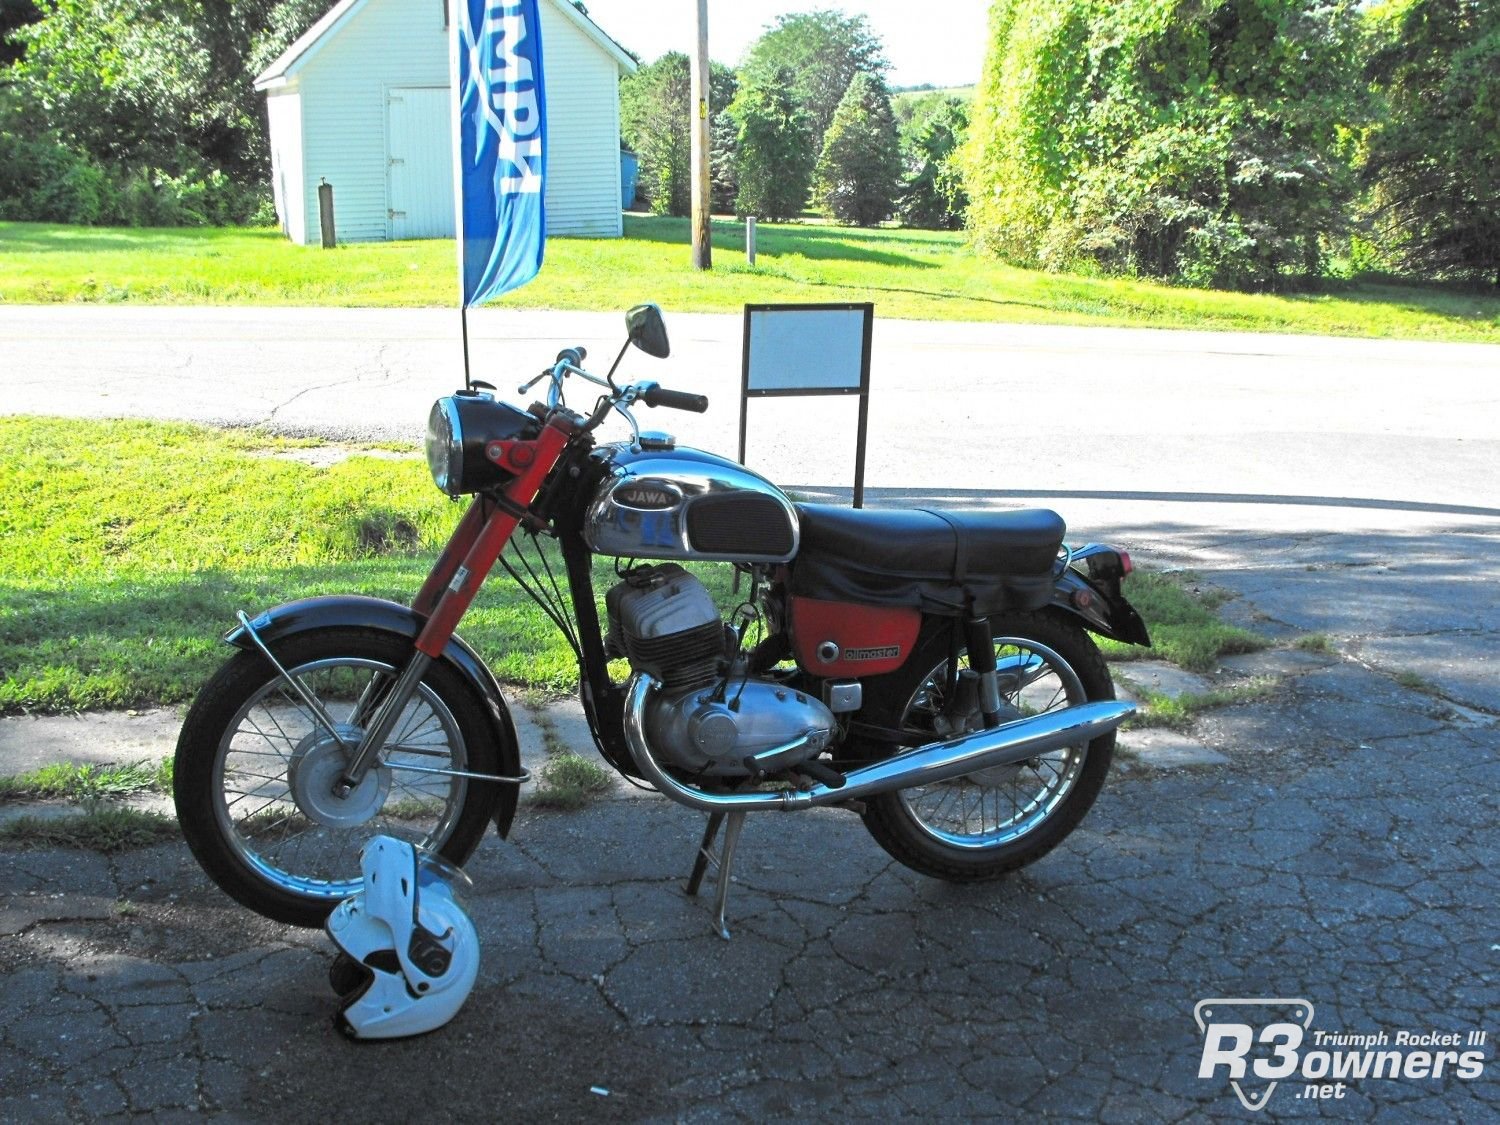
690, 0, 712, 270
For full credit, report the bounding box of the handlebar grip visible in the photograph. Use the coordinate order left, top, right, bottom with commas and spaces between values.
641, 386, 709, 413
555, 346, 586, 367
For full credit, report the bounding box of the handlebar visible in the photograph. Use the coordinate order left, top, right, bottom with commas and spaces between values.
519, 343, 710, 450
640, 386, 709, 413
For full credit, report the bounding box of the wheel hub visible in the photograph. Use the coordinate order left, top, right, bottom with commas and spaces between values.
287, 725, 391, 828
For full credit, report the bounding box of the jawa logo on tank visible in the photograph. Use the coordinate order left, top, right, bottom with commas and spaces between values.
615, 483, 683, 511
845, 646, 901, 662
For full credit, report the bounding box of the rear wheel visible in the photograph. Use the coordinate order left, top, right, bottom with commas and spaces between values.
174, 628, 500, 927
858, 611, 1115, 881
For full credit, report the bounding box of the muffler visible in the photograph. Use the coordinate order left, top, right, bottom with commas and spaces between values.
623, 673, 1134, 814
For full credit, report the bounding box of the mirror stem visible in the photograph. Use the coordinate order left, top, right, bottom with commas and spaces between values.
603, 337, 633, 389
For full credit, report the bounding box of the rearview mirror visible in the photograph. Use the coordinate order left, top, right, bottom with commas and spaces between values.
625, 303, 670, 359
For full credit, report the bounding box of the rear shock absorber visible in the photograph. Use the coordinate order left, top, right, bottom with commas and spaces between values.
966, 615, 1004, 729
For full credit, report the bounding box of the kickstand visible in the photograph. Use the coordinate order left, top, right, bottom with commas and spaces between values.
684, 810, 746, 941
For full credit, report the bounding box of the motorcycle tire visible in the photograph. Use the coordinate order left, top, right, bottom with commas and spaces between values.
856, 610, 1116, 882
174, 627, 500, 928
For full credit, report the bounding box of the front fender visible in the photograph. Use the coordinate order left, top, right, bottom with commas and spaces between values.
227, 595, 523, 839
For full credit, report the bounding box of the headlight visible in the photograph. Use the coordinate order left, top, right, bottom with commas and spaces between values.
426, 398, 463, 495
424, 391, 544, 497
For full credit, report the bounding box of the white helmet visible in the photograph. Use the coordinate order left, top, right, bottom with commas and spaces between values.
325, 835, 480, 1039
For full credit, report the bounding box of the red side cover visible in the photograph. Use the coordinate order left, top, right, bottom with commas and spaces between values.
789, 596, 920, 677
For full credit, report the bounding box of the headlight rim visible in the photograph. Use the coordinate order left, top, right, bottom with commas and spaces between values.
426, 397, 465, 496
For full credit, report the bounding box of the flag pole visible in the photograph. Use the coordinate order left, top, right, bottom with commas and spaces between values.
453, 0, 547, 386
461, 305, 473, 391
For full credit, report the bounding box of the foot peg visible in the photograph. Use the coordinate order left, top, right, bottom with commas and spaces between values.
684, 810, 746, 940
798, 759, 846, 788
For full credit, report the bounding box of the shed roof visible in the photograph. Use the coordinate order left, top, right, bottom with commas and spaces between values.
254, 0, 636, 91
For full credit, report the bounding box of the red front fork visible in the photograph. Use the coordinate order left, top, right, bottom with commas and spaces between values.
411, 417, 573, 655
334, 415, 574, 794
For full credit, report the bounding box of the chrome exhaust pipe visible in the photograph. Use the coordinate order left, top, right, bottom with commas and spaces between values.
623, 673, 1134, 814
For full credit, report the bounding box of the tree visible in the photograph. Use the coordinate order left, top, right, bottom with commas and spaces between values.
246, 0, 326, 76
621, 52, 692, 215
1363, 0, 1500, 285
3, 0, 282, 223
814, 71, 901, 225
1, 0, 40, 65
620, 52, 736, 217
8, 0, 287, 178
897, 95, 969, 230
10, 0, 215, 167
709, 101, 738, 214
739, 9, 887, 154
964, 0, 1368, 289
729, 66, 814, 221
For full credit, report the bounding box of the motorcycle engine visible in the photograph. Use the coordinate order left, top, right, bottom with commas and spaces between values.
605, 564, 836, 778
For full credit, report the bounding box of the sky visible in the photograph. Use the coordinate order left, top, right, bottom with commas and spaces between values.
574, 1, 989, 90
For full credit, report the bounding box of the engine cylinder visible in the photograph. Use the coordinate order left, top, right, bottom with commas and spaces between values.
605, 564, 726, 691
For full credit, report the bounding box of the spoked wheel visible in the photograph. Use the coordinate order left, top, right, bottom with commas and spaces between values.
174, 628, 499, 927
859, 611, 1116, 881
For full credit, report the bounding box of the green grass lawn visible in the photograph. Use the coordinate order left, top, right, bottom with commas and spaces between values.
0, 416, 1263, 715
2, 217, 1497, 341
0, 417, 588, 710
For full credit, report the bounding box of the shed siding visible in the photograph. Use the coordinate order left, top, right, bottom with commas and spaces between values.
282, 0, 623, 245
296, 0, 448, 243
265, 90, 307, 243
537, 1, 623, 237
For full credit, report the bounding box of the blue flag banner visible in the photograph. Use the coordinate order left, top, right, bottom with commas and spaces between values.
452, 0, 547, 307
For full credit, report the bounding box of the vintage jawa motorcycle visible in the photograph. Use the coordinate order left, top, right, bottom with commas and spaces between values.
174, 305, 1150, 938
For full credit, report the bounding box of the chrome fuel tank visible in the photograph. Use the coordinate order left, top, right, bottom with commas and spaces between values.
584, 443, 799, 563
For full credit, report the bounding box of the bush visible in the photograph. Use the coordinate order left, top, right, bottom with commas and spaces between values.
0, 115, 267, 227
965, 0, 1368, 290
0, 131, 115, 223
1363, 0, 1500, 285
117, 161, 268, 227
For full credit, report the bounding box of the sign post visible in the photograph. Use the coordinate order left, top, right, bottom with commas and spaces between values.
739, 303, 873, 508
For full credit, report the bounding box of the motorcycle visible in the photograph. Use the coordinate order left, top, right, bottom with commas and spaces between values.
174, 304, 1151, 938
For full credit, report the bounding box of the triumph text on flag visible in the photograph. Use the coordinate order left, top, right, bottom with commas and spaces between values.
452, 0, 547, 310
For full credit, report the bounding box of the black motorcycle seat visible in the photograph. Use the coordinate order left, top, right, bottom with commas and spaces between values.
794, 504, 1065, 580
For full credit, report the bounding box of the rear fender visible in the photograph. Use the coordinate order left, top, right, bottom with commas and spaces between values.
226, 595, 523, 839
1049, 547, 1151, 647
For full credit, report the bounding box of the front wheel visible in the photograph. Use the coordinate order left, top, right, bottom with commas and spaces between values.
174, 628, 500, 927
857, 611, 1116, 882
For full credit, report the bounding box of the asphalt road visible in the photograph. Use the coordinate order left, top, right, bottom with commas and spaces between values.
1, 306, 1498, 1119
4, 304, 1499, 529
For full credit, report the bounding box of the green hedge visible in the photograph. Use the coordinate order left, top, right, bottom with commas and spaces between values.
0, 132, 269, 227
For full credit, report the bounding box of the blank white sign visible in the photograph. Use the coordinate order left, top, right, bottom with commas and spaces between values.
745, 307, 867, 393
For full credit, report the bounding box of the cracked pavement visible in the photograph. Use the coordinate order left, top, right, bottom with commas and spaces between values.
2, 309, 1497, 1118
2, 518, 1496, 1121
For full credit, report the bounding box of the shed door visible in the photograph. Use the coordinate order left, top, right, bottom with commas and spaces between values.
387, 87, 455, 240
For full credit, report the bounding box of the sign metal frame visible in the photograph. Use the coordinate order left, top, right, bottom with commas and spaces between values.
739, 302, 873, 508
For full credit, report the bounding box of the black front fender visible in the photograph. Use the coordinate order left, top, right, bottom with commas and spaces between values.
226, 595, 523, 839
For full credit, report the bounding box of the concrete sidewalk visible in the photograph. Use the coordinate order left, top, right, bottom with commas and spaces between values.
2, 511, 1497, 1120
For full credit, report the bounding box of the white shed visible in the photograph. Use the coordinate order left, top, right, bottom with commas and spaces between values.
254, 0, 635, 244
